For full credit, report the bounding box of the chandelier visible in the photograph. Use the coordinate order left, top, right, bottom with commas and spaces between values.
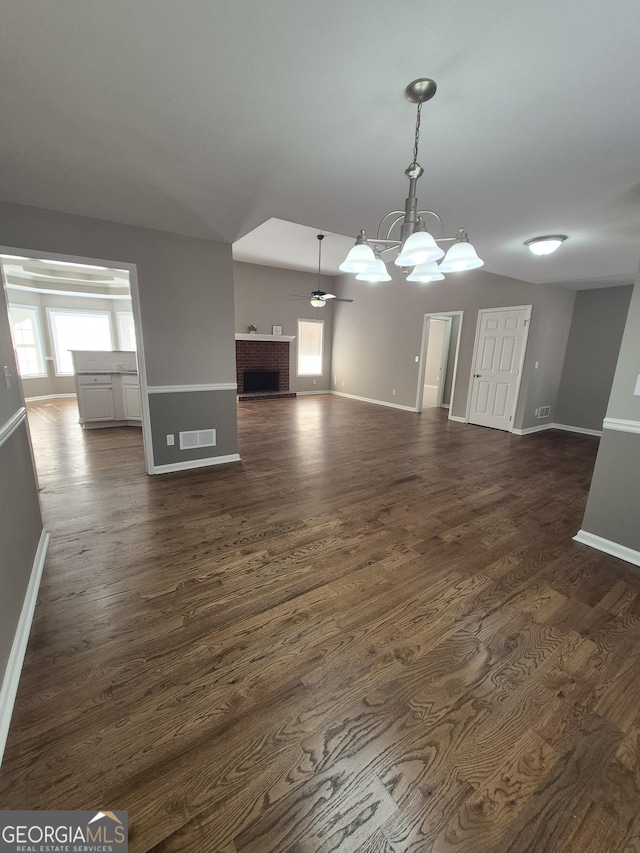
339, 78, 483, 283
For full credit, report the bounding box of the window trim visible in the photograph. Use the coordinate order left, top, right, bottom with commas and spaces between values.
47, 307, 114, 377
8, 303, 48, 379
296, 317, 324, 378
116, 310, 136, 351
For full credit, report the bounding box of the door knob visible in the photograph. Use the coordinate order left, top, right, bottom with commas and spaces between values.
474, 374, 481, 378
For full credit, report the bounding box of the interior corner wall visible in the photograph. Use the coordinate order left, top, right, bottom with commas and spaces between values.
580, 272, 640, 555
330, 266, 576, 427
0, 201, 238, 468
233, 261, 334, 393
555, 285, 633, 432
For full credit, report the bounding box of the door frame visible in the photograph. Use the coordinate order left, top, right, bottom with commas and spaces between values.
465, 304, 532, 431
415, 311, 464, 416
0, 245, 154, 474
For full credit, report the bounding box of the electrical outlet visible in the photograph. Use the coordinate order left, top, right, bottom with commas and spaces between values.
313, 379, 316, 385
342, 380, 346, 387
415, 355, 419, 363
392, 389, 396, 396
166, 434, 175, 446
535, 408, 539, 416
3, 366, 11, 388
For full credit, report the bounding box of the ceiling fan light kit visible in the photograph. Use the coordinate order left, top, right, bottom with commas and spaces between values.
339, 77, 484, 283
291, 234, 355, 308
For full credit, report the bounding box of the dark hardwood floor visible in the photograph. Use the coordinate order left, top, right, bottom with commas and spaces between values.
2, 395, 640, 852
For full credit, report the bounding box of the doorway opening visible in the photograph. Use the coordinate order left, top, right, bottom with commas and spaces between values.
0, 248, 153, 474
416, 312, 464, 416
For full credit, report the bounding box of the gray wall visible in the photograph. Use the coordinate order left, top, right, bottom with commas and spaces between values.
233, 261, 334, 393
331, 266, 576, 429
148, 389, 238, 465
581, 273, 640, 552
0, 201, 237, 467
555, 286, 632, 431
0, 284, 43, 697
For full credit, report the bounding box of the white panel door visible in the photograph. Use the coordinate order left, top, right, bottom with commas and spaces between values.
469, 307, 531, 431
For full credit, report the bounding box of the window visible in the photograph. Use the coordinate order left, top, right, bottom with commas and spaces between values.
117, 311, 137, 351
8, 305, 46, 378
297, 318, 324, 376
48, 308, 114, 376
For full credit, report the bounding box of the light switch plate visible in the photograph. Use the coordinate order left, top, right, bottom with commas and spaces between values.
635, 374, 640, 396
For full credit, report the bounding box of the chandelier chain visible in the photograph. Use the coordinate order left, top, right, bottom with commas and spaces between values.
412, 101, 422, 165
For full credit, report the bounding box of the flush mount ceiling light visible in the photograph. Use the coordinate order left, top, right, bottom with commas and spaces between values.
524, 235, 568, 256
340, 78, 483, 283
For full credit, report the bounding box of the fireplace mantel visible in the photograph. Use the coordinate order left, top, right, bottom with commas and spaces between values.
235, 333, 296, 342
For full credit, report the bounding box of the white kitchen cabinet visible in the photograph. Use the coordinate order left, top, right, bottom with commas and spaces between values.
75, 373, 141, 428
81, 384, 115, 422
121, 378, 142, 421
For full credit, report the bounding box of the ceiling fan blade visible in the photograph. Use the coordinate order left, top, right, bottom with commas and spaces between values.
333, 297, 354, 303
290, 294, 311, 299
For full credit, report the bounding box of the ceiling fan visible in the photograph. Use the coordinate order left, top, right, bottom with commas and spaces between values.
290, 234, 354, 307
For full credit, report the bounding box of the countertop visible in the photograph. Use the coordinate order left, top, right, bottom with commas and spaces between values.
75, 369, 138, 375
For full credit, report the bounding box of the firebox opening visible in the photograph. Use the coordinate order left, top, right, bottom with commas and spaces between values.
243, 370, 279, 393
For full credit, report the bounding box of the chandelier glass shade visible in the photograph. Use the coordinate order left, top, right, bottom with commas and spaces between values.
355, 256, 391, 282
340, 78, 483, 283
338, 241, 377, 273
406, 261, 445, 283
439, 240, 484, 272
394, 229, 444, 267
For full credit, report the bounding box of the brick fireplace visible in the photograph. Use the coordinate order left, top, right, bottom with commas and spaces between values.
235, 339, 291, 394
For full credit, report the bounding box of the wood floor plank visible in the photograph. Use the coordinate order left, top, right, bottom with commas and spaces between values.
1, 397, 638, 852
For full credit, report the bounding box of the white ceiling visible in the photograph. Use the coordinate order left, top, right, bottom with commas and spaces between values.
1, 255, 131, 299
1, 1, 639, 288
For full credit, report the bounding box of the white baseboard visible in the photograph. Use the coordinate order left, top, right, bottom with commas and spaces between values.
553, 423, 602, 437
152, 452, 241, 474
513, 422, 602, 437
24, 394, 76, 403
574, 529, 640, 568
331, 391, 416, 412
448, 415, 467, 423
0, 528, 50, 767
512, 423, 551, 435
296, 390, 331, 396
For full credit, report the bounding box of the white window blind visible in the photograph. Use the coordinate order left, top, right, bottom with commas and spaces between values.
297, 318, 324, 377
